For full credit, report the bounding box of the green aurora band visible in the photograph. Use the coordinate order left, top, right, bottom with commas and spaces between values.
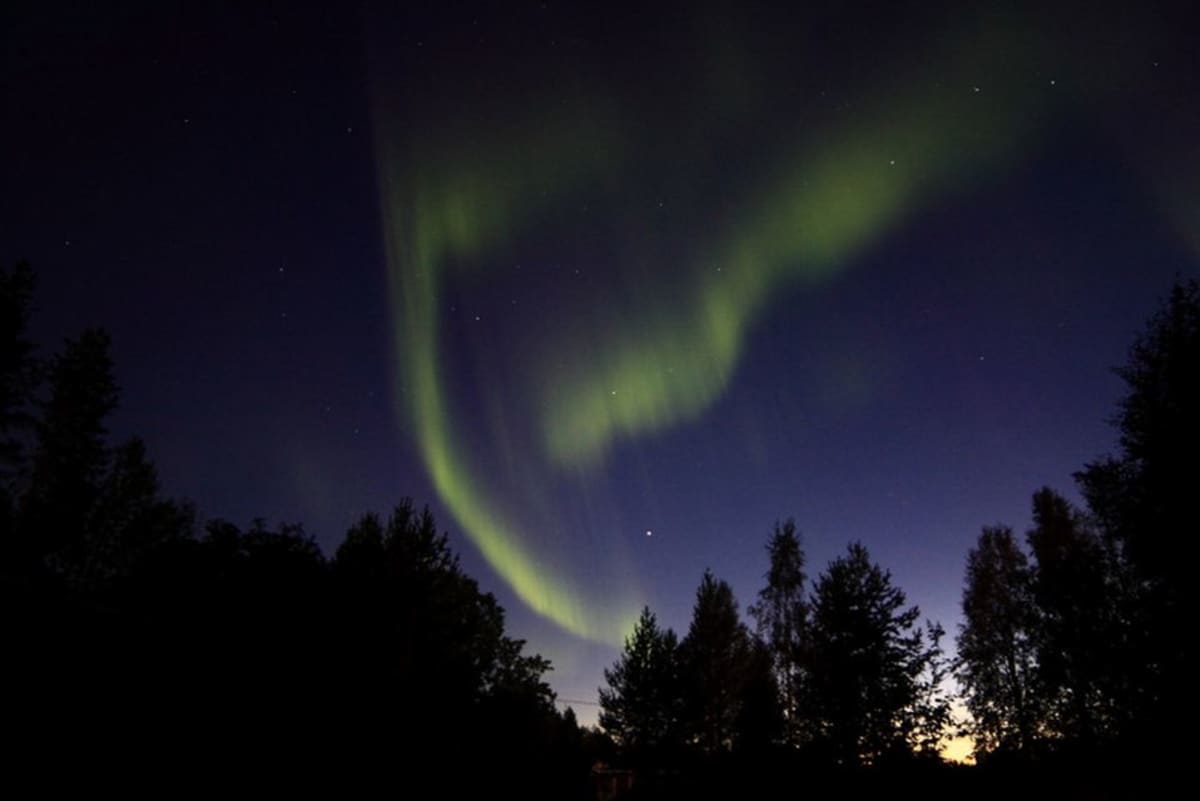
375, 24, 1061, 645
540, 74, 1044, 468
374, 107, 640, 644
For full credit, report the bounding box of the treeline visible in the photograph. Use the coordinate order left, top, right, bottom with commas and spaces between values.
958, 282, 1195, 769
0, 262, 591, 795
598, 538, 952, 797
596, 281, 1197, 794
3, 260, 1195, 795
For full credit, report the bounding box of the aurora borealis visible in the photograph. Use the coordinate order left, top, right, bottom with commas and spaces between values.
6, 0, 1197, 716
370, 3, 1189, 647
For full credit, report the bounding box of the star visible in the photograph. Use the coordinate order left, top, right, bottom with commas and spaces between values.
645, 529, 653, 537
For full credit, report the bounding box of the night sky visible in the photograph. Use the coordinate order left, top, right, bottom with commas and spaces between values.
5, 1, 1198, 722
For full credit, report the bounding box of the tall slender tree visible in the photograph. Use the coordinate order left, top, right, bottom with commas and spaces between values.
957, 525, 1042, 757
749, 518, 808, 746
679, 570, 753, 755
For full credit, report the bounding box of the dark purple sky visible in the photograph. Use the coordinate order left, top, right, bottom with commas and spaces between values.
4, 1, 1197, 721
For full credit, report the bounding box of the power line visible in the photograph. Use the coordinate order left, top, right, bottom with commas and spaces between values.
556, 697, 601, 707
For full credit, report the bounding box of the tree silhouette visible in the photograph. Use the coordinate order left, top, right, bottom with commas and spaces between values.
956, 487, 1144, 763
803, 542, 948, 766
1075, 279, 1198, 748
1078, 280, 1199, 585
598, 605, 682, 762
735, 635, 785, 754
331, 501, 557, 737
1026, 487, 1126, 748
679, 570, 754, 755
19, 328, 118, 568
66, 438, 193, 592
957, 525, 1042, 758
748, 518, 808, 747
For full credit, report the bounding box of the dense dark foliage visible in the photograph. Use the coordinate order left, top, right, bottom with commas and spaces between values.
0, 263, 586, 795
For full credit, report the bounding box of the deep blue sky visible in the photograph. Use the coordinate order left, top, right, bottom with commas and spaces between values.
4, 1, 1197, 721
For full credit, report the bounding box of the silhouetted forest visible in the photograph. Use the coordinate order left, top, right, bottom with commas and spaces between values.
2, 261, 1195, 797
1, 262, 589, 794
595, 279, 1197, 798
